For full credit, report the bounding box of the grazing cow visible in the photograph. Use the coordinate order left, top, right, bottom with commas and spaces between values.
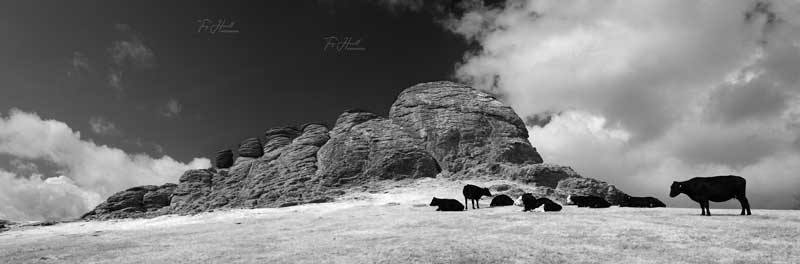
670, 175, 751, 216
429, 197, 464, 211
490, 194, 515, 207
462, 184, 492, 210
620, 196, 667, 208
567, 195, 611, 208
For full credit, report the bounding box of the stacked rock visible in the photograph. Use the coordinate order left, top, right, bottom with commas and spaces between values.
215, 149, 234, 169
238, 137, 263, 158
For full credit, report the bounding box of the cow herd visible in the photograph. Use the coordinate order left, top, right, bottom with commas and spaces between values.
429, 175, 753, 216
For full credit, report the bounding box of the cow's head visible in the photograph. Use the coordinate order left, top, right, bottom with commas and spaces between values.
669, 182, 683, 197
429, 197, 440, 206
482, 187, 492, 197
514, 196, 524, 207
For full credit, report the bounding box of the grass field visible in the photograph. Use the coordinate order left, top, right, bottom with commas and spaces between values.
1, 178, 798, 264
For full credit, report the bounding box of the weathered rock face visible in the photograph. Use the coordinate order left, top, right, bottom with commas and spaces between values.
315, 110, 440, 188
215, 149, 234, 169
82, 183, 176, 220
389, 81, 543, 173
238, 137, 263, 158
169, 169, 216, 213
85, 80, 628, 220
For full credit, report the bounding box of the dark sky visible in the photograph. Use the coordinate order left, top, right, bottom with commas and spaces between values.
0, 0, 468, 162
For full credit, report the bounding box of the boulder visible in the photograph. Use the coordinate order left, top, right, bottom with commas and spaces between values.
143, 183, 177, 209
389, 81, 543, 173
215, 149, 234, 169
555, 177, 627, 205
262, 126, 300, 160
237, 137, 263, 158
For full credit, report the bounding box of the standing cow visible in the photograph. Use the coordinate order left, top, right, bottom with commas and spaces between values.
463, 184, 492, 210
670, 175, 751, 216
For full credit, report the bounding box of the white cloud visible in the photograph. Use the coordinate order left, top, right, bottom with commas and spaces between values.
161, 99, 182, 118
89, 116, 121, 136
447, 0, 800, 208
0, 110, 210, 221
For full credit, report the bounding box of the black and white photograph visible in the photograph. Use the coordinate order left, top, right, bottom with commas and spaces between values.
1, 0, 799, 263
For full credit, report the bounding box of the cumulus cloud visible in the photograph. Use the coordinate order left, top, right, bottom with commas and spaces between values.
160, 99, 182, 118
89, 116, 121, 136
0, 110, 210, 221
443, 0, 800, 208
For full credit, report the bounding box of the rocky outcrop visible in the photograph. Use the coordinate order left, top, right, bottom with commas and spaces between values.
389, 81, 543, 173
237, 137, 263, 158
82, 183, 176, 220
85, 80, 627, 220
215, 149, 234, 169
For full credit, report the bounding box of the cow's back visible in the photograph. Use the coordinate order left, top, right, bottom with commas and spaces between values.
687, 175, 746, 202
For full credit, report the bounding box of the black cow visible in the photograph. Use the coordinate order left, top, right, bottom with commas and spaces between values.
518, 194, 563, 212
490, 194, 514, 207
534, 198, 563, 212
519, 193, 538, 211
429, 197, 464, 211
463, 184, 492, 210
620, 196, 666, 208
670, 175, 751, 216
567, 195, 611, 208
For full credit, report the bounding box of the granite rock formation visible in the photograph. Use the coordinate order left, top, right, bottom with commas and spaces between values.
389, 81, 543, 172
237, 137, 263, 158
214, 149, 234, 169
82, 183, 176, 220
85, 81, 627, 220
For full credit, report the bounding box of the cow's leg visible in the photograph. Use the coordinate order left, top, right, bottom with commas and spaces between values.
703, 201, 711, 216
699, 202, 706, 215
738, 196, 752, 215
464, 197, 468, 211
476, 199, 480, 209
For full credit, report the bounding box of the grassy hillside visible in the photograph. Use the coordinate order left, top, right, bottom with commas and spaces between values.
1, 178, 798, 264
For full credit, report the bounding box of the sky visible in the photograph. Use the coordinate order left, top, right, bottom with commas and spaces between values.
1, 0, 799, 221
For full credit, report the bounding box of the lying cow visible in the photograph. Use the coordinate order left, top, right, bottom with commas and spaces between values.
670, 175, 751, 216
517, 194, 562, 212
490, 194, 515, 207
429, 197, 464, 211
463, 184, 492, 210
620, 196, 666, 208
567, 195, 611, 208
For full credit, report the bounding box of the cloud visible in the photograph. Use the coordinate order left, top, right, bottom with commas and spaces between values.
8, 158, 40, 176
375, 0, 425, 12
67, 51, 90, 78
106, 24, 155, 92
88, 116, 121, 136
444, 0, 800, 208
0, 109, 210, 221
160, 99, 182, 118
